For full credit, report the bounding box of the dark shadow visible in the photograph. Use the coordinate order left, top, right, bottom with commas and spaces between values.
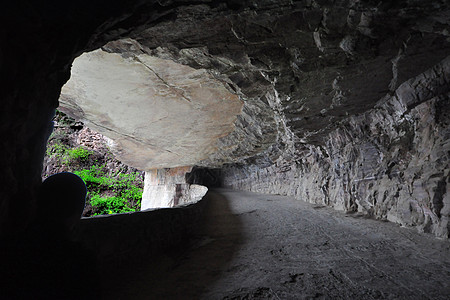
83, 190, 243, 299
0, 176, 242, 299
0, 172, 100, 300
186, 167, 223, 188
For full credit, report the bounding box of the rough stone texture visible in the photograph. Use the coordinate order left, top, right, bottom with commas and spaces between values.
224, 57, 450, 238
142, 167, 208, 209
126, 0, 450, 147
60, 40, 243, 170
41, 111, 145, 216
42, 113, 141, 179
185, 184, 209, 203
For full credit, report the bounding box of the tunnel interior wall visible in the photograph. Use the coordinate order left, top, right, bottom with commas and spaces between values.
223, 57, 450, 238
0, 0, 180, 235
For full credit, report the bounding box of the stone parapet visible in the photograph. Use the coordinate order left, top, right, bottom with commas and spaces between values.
74, 193, 207, 266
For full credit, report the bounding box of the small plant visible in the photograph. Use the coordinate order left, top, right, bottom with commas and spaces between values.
74, 165, 143, 216
89, 194, 136, 215
43, 109, 143, 217
46, 142, 67, 157
54, 109, 75, 126
67, 147, 93, 161
46, 142, 92, 166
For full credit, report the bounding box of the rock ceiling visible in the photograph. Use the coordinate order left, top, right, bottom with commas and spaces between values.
59, 0, 450, 170
60, 40, 243, 169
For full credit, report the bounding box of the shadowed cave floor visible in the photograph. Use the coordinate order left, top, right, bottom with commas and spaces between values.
103, 189, 450, 299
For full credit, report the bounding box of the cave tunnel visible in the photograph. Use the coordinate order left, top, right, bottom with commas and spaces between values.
1, 1, 450, 299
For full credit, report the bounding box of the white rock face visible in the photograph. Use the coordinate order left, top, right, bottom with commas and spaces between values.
60, 46, 243, 170
141, 168, 208, 210
141, 183, 177, 209
181, 184, 208, 203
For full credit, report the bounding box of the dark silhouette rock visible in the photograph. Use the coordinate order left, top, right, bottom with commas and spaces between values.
1, 173, 99, 299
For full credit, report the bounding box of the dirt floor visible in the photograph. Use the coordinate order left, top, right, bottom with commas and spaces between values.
105, 189, 450, 299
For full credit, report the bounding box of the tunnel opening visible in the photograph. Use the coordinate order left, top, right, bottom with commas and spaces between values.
55, 38, 244, 212
42, 108, 218, 216
186, 166, 223, 188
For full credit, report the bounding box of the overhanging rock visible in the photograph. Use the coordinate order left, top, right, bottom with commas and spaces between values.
59, 39, 243, 170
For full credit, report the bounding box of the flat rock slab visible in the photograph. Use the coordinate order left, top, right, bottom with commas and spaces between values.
103, 189, 450, 299
60, 44, 242, 170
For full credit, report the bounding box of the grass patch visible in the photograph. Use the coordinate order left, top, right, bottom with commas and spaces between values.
67, 147, 92, 161
46, 142, 93, 166
44, 111, 143, 216
74, 165, 142, 216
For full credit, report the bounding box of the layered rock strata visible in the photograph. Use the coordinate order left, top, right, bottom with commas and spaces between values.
223, 57, 450, 238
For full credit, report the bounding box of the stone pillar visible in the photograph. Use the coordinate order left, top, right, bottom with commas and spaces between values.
141, 166, 208, 210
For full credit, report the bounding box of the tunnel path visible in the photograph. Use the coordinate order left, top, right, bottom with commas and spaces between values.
107, 189, 450, 299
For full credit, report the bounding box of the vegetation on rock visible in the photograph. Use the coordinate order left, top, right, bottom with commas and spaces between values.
74, 165, 142, 215
46, 142, 93, 166
42, 110, 144, 216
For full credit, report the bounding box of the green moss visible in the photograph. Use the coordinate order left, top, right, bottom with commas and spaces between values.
46, 142, 92, 166
46, 142, 67, 157
45, 136, 142, 216
67, 147, 93, 161
89, 194, 136, 215
74, 165, 142, 216
54, 109, 75, 126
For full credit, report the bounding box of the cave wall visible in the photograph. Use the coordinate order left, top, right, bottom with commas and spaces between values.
59, 41, 244, 170
223, 57, 450, 238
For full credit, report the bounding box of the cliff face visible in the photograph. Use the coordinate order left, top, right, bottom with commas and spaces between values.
223, 57, 450, 238
59, 41, 244, 170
